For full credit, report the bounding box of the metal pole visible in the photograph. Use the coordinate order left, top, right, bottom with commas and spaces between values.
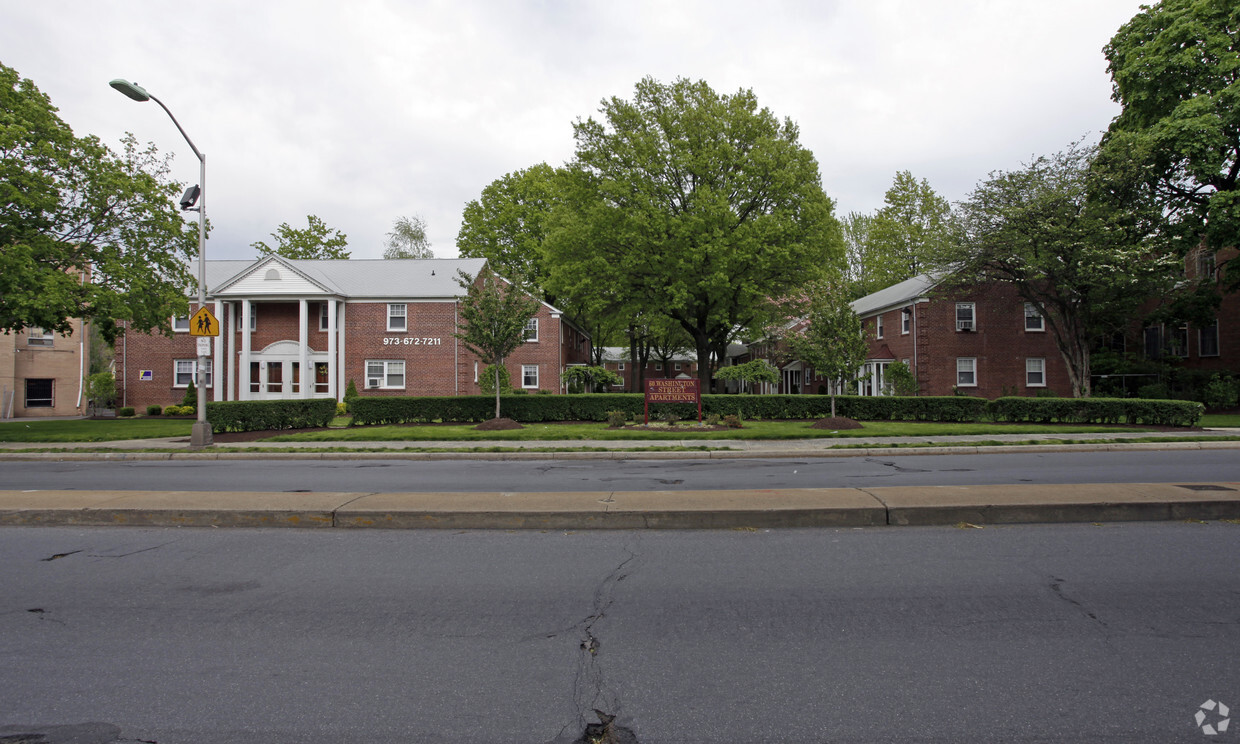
146, 93, 211, 446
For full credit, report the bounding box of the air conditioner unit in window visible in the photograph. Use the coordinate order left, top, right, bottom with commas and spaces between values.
366, 378, 381, 389
956, 321, 974, 332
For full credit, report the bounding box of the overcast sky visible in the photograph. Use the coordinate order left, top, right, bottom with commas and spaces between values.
3, 0, 1146, 262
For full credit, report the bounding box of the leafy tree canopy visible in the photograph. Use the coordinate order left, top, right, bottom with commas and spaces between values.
1103, 0, 1240, 284
252, 214, 350, 259
383, 214, 433, 259
545, 77, 844, 389
943, 142, 1178, 397
784, 278, 869, 416
1, 63, 197, 341
457, 163, 562, 301
453, 267, 541, 419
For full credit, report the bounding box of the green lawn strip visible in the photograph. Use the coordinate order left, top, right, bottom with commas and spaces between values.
1201, 414, 1240, 428
263, 420, 1145, 442
0, 418, 192, 442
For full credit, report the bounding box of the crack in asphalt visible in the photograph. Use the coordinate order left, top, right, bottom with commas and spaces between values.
557, 540, 639, 743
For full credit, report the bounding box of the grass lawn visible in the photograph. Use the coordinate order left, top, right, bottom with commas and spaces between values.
0, 418, 193, 442
1201, 414, 1240, 427
263, 419, 1148, 442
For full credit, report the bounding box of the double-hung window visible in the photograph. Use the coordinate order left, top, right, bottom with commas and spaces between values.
366, 360, 405, 389
956, 358, 977, 387
1024, 303, 1044, 332
387, 304, 407, 332
26, 327, 54, 347
174, 359, 213, 388
522, 365, 539, 389
173, 315, 191, 333
901, 308, 911, 335
875, 315, 884, 339
1026, 358, 1045, 387
523, 318, 539, 342
955, 303, 975, 332
319, 303, 330, 331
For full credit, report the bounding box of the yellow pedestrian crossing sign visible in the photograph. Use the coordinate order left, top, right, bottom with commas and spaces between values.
189, 307, 219, 337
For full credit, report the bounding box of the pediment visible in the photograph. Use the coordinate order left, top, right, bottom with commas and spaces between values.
213, 255, 332, 296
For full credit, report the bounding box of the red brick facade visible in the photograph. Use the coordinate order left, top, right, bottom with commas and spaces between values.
115, 258, 591, 411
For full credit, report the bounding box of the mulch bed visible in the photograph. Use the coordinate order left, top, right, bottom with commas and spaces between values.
473, 417, 525, 431
809, 416, 864, 430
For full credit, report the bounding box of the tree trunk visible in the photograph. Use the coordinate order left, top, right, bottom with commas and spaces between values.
830, 393, 836, 418
493, 364, 501, 419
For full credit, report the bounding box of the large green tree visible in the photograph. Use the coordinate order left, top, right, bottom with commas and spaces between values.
845, 172, 955, 298
453, 267, 540, 419
383, 215, 433, 259
1103, 0, 1240, 286
457, 163, 562, 302
545, 77, 844, 390
945, 142, 1177, 398
1, 63, 197, 342
252, 214, 350, 259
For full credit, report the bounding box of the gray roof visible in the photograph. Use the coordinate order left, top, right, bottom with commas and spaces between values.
204, 257, 487, 299
849, 272, 944, 317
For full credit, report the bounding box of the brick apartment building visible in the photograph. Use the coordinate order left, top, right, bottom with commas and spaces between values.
1, 320, 90, 418
115, 255, 591, 411
600, 346, 698, 391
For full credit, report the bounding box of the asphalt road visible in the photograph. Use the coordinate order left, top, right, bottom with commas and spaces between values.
4, 449, 1240, 493
2, 522, 1238, 743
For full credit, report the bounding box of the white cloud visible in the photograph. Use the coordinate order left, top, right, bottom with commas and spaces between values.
1, 0, 1145, 260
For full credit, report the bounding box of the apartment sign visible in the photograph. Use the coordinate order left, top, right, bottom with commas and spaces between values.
644, 378, 701, 424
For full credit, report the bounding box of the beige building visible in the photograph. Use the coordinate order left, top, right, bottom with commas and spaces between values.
1, 322, 90, 418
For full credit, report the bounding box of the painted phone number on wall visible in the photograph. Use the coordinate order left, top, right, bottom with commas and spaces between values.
383, 337, 443, 346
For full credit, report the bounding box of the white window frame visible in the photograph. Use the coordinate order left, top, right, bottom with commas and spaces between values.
172, 315, 190, 333
674, 362, 682, 371
387, 304, 407, 332
173, 359, 213, 388
366, 359, 405, 390
875, 314, 884, 339
1025, 358, 1045, 387
26, 327, 54, 347
901, 309, 911, 335
654, 362, 663, 371
1024, 303, 1045, 332
617, 362, 625, 371
956, 358, 977, 387
319, 303, 330, 331
955, 303, 975, 332
521, 364, 539, 389
523, 318, 539, 342
1199, 321, 1220, 357
235, 307, 256, 332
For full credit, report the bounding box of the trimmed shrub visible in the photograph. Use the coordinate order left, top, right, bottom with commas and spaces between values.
987, 397, 1203, 427
206, 399, 337, 432
118, 407, 136, 417
146, 404, 162, 416
182, 380, 197, 407
350, 393, 991, 425
343, 379, 359, 413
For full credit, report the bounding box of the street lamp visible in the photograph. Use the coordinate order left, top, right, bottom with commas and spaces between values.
110, 78, 212, 446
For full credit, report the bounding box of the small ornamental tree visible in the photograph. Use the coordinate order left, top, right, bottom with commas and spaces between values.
182, 379, 197, 408
785, 280, 870, 418
454, 266, 540, 419
713, 359, 780, 393
563, 365, 623, 393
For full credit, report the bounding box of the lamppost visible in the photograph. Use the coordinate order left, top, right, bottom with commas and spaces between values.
110, 78, 212, 446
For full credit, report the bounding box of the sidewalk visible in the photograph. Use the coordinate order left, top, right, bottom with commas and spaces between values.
1, 427, 1238, 460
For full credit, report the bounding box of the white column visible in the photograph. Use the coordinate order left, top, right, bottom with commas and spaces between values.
299, 299, 309, 399
240, 300, 252, 401
327, 299, 338, 400
336, 301, 347, 400
226, 302, 236, 401
213, 300, 224, 402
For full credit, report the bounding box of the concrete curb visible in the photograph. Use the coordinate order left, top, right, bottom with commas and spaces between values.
2, 483, 1237, 530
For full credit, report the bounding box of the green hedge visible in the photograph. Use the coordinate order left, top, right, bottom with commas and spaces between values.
349, 394, 990, 425
206, 399, 337, 432
988, 397, 1203, 426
